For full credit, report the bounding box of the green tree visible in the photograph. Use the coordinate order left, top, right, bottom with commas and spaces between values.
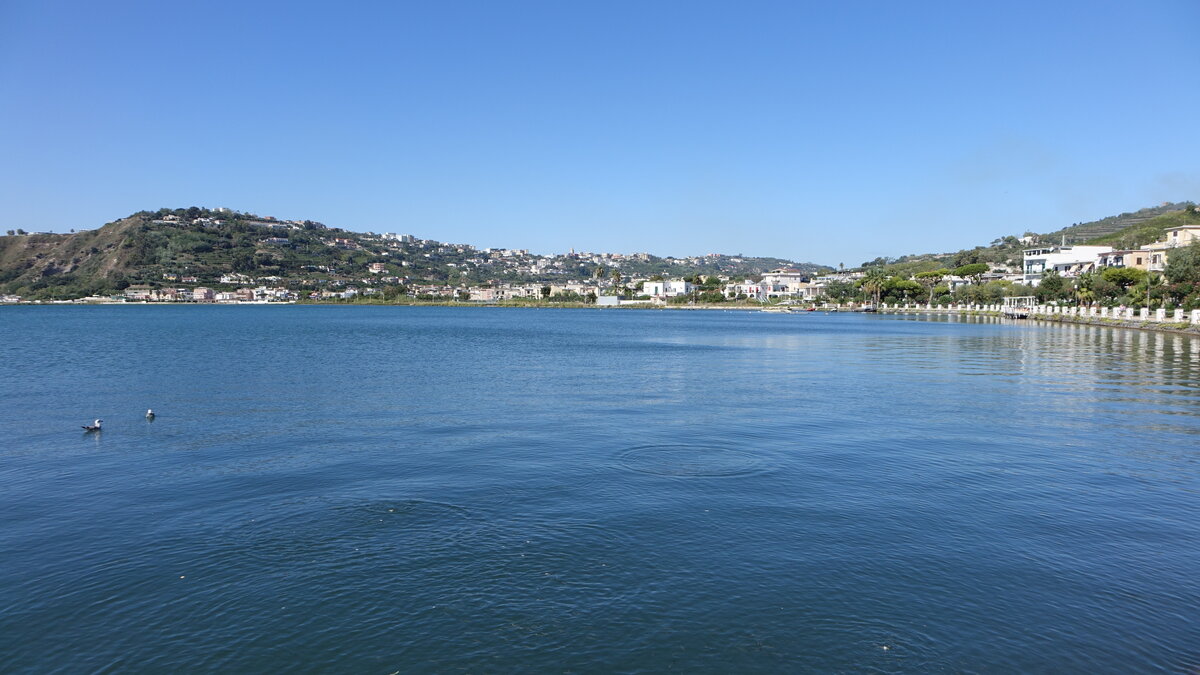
1100, 266, 1146, 289
109, 274, 131, 291
931, 284, 951, 303
822, 281, 856, 303
1144, 273, 1164, 309
914, 269, 949, 304
1036, 270, 1067, 302
231, 251, 255, 273
1164, 241, 1200, 284
953, 263, 989, 285
1092, 276, 1118, 302
884, 278, 923, 302
1073, 270, 1097, 306
860, 267, 887, 306
952, 249, 981, 267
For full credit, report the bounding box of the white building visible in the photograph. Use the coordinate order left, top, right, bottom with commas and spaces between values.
1022, 245, 1112, 286
723, 281, 763, 300
643, 280, 693, 297
760, 268, 822, 300
760, 268, 808, 288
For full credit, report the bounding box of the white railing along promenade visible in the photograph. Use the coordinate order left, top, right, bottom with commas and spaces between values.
873, 303, 1200, 327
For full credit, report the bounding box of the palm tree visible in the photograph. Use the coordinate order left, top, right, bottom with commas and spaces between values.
1074, 286, 1096, 306
1074, 271, 1096, 306
1146, 272, 1163, 309
860, 268, 887, 307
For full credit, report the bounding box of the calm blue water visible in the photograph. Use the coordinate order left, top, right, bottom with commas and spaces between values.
2, 306, 1198, 672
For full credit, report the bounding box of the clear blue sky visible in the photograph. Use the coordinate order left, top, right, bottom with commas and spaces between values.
2, 0, 1197, 266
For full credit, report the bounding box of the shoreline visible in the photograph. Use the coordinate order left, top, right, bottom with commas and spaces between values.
7, 299, 1200, 337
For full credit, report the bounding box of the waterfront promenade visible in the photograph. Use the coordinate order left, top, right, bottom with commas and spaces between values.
876, 302, 1200, 333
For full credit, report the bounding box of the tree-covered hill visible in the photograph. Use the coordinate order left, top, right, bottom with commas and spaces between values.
0, 207, 828, 299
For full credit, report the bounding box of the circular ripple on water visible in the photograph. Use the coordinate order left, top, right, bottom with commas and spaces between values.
428, 515, 655, 645
215, 496, 479, 569
617, 444, 767, 477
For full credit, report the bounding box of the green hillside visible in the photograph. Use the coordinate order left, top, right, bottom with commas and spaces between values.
1083, 206, 1200, 249
1045, 201, 1193, 244
0, 209, 368, 299
0, 207, 826, 300
0, 215, 147, 298
867, 201, 1198, 275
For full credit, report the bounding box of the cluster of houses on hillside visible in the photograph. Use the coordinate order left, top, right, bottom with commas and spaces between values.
1022, 222, 1200, 286
79, 217, 1190, 305
122, 284, 296, 303
6, 215, 1198, 305
365, 230, 763, 280
151, 212, 326, 232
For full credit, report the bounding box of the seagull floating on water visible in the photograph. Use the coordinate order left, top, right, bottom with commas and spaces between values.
82, 419, 102, 432
146, 409, 155, 419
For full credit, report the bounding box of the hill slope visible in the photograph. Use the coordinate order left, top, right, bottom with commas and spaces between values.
1083, 206, 1200, 249
0, 208, 828, 299
1045, 201, 1193, 244
868, 201, 1197, 276
0, 215, 147, 297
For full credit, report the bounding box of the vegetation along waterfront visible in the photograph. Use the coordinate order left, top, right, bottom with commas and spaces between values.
4, 203, 1200, 322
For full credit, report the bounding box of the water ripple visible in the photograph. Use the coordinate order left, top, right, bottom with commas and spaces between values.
617, 443, 769, 477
